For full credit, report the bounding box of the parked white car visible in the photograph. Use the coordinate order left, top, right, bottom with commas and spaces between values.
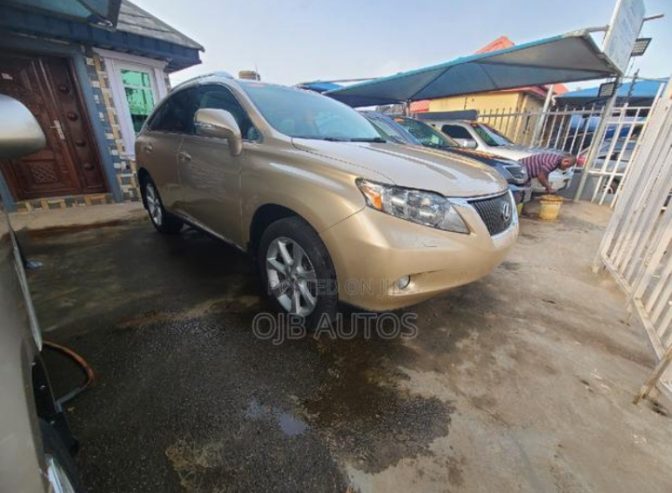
427, 120, 575, 193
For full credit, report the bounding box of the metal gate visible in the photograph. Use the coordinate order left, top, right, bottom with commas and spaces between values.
476, 99, 657, 205
594, 78, 672, 397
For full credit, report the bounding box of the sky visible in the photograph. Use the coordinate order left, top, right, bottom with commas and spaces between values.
134, 0, 672, 90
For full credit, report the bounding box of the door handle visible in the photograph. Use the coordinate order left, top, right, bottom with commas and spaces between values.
142, 144, 153, 154
178, 151, 191, 162
50, 120, 65, 141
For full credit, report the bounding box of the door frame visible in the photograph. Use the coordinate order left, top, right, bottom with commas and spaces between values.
0, 34, 123, 211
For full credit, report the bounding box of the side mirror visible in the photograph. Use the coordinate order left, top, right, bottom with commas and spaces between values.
194, 108, 243, 156
454, 138, 477, 149
0, 94, 46, 159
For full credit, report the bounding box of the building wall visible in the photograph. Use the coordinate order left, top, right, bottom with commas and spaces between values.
86, 49, 140, 203
424, 91, 547, 144
428, 92, 522, 114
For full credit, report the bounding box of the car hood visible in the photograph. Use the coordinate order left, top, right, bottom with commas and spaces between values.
292, 139, 507, 198
447, 147, 521, 167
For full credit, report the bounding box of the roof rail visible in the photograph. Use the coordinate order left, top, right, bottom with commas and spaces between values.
171, 71, 234, 92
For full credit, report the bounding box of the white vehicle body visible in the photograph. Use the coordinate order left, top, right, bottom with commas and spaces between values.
428, 120, 575, 193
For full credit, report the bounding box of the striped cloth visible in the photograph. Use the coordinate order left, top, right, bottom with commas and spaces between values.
520, 152, 565, 179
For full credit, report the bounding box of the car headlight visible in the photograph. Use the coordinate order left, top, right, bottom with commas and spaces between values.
356, 178, 469, 234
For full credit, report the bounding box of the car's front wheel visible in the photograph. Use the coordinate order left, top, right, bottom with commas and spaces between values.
40, 420, 84, 493
257, 216, 338, 328
141, 177, 183, 234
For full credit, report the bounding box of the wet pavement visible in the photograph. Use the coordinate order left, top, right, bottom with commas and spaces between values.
22, 202, 672, 492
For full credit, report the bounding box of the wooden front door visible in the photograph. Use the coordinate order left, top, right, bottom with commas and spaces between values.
0, 53, 106, 200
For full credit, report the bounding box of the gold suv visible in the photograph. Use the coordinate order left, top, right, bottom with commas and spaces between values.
136, 73, 518, 325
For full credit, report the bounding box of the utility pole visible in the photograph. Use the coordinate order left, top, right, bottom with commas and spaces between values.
573, 1, 663, 202
626, 69, 639, 101
572, 79, 620, 201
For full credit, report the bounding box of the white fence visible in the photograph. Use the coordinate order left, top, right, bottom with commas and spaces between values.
477, 105, 603, 150
477, 101, 656, 205
594, 80, 672, 399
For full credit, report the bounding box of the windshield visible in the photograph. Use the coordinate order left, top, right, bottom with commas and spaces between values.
240, 82, 382, 142
364, 114, 418, 145
395, 117, 458, 149
471, 123, 512, 146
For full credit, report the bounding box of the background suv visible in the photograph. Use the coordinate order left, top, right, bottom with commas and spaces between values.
136, 75, 518, 325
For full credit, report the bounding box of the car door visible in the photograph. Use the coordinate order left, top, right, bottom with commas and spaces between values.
137, 90, 193, 212
177, 84, 257, 245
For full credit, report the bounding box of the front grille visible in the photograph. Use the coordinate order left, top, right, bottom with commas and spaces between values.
469, 192, 514, 236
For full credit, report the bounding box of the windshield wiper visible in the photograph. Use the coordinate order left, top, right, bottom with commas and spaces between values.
348, 137, 386, 143
292, 135, 347, 142
292, 136, 385, 143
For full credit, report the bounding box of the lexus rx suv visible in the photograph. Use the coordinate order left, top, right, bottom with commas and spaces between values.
136, 74, 518, 325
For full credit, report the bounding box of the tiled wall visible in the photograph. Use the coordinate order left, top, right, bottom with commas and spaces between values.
85, 48, 140, 203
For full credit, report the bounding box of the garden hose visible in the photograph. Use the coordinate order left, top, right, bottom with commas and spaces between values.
43, 341, 95, 405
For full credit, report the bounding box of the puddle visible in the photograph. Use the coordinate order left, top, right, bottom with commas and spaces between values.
245, 399, 308, 437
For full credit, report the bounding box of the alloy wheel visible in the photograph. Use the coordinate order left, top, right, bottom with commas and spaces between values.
266, 237, 318, 317
46, 454, 77, 493
145, 183, 163, 226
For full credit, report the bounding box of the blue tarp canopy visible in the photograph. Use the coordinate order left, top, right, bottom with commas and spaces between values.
557, 79, 667, 106
326, 31, 620, 107
297, 81, 343, 93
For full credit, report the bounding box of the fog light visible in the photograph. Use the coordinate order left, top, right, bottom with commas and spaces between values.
396, 275, 411, 290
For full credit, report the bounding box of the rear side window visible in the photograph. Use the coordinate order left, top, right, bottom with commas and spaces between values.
441, 125, 472, 140
195, 85, 258, 140
148, 89, 197, 133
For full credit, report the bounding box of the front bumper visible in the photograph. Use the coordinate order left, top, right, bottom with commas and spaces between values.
319, 200, 518, 311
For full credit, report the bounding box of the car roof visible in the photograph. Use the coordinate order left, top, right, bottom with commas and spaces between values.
170, 73, 311, 96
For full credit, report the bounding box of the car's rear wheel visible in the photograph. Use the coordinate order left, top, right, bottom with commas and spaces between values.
258, 216, 337, 328
141, 178, 183, 234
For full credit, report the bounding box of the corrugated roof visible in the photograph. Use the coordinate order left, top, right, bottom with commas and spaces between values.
116, 0, 203, 51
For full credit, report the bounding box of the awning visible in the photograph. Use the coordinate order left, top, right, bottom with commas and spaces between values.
326, 30, 621, 107
3, 0, 121, 27
297, 81, 343, 93
0, 0, 203, 72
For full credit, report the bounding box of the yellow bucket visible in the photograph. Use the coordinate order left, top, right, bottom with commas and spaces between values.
538, 194, 563, 221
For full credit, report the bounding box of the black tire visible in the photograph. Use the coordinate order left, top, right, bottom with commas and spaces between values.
141, 176, 183, 234
257, 216, 338, 329
39, 419, 84, 492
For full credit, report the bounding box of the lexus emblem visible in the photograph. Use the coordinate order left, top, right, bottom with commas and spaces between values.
501, 201, 512, 222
